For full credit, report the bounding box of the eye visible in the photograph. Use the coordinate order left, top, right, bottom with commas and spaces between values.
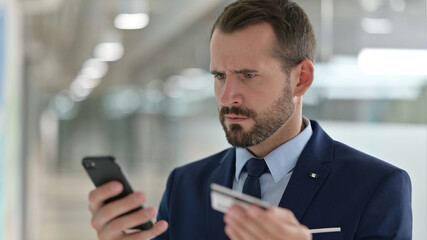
214, 73, 226, 80
244, 73, 256, 79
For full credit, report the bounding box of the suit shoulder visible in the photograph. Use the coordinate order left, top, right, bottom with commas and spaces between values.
331, 140, 405, 176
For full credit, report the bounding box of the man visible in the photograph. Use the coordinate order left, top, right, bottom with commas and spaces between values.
88, 0, 412, 239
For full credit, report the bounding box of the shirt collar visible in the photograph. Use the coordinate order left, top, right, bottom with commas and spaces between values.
235, 117, 313, 183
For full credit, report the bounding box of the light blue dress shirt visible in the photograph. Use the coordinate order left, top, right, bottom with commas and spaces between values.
232, 118, 313, 206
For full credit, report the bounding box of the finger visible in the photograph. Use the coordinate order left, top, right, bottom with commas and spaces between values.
88, 181, 123, 214
268, 207, 299, 225
120, 221, 169, 240
225, 219, 256, 240
271, 223, 311, 240
99, 207, 157, 239
110, 207, 156, 238
224, 208, 266, 239
247, 206, 310, 239
249, 206, 295, 233
92, 192, 146, 231
225, 225, 244, 240
242, 206, 274, 235
224, 206, 262, 240
247, 206, 287, 236
284, 224, 312, 240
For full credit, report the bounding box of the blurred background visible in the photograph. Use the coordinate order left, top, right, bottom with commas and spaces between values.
0, 0, 426, 239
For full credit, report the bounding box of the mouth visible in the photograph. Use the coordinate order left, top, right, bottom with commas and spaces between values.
224, 114, 249, 123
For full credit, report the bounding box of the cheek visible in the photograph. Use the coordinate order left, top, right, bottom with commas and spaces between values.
214, 81, 222, 103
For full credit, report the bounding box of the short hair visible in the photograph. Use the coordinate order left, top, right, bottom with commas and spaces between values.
211, 0, 316, 71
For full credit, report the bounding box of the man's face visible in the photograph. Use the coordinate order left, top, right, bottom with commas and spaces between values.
210, 23, 296, 148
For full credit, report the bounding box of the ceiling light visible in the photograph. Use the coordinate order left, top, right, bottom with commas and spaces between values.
361, 18, 393, 34
114, 13, 149, 30
94, 42, 124, 62
74, 76, 101, 89
80, 58, 108, 79
69, 80, 92, 102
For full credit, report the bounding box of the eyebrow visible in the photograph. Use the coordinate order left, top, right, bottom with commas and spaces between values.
210, 69, 258, 75
210, 70, 223, 75
234, 69, 258, 74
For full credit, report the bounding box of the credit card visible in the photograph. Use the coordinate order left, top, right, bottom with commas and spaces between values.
210, 183, 270, 213
210, 184, 342, 235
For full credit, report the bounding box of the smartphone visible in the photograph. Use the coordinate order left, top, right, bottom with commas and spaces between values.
82, 156, 153, 230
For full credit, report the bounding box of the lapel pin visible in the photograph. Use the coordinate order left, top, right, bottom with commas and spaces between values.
309, 172, 319, 179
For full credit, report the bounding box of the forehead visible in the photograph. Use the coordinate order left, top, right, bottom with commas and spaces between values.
210, 23, 279, 69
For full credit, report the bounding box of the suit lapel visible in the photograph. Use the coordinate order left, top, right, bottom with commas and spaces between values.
278, 121, 334, 221
278, 150, 330, 220
206, 148, 236, 240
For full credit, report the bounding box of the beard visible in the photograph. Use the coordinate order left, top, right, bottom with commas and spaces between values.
219, 86, 295, 148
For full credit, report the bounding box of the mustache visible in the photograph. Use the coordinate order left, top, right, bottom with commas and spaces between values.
220, 106, 255, 118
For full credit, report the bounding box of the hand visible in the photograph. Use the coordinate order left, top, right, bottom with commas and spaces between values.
224, 205, 312, 240
88, 181, 168, 240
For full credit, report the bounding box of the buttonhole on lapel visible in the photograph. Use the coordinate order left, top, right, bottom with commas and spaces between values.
309, 172, 319, 179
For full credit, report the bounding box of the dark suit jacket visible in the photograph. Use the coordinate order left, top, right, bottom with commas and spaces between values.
155, 120, 412, 240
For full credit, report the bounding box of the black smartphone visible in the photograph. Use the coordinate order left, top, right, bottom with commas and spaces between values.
82, 156, 153, 230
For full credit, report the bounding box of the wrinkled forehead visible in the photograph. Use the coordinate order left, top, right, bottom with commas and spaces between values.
209, 24, 283, 74
210, 23, 279, 58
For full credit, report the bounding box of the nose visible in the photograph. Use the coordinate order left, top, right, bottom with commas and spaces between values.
216, 75, 243, 107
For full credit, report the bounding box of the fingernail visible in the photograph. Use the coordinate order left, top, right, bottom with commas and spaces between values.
110, 182, 120, 193
157, 221, 168, 231
134, 192, 143, 203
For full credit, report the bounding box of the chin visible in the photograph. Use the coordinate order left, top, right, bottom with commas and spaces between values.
228, 123, 252, 131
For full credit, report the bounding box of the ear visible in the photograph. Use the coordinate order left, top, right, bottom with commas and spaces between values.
294, 59, 314, 97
